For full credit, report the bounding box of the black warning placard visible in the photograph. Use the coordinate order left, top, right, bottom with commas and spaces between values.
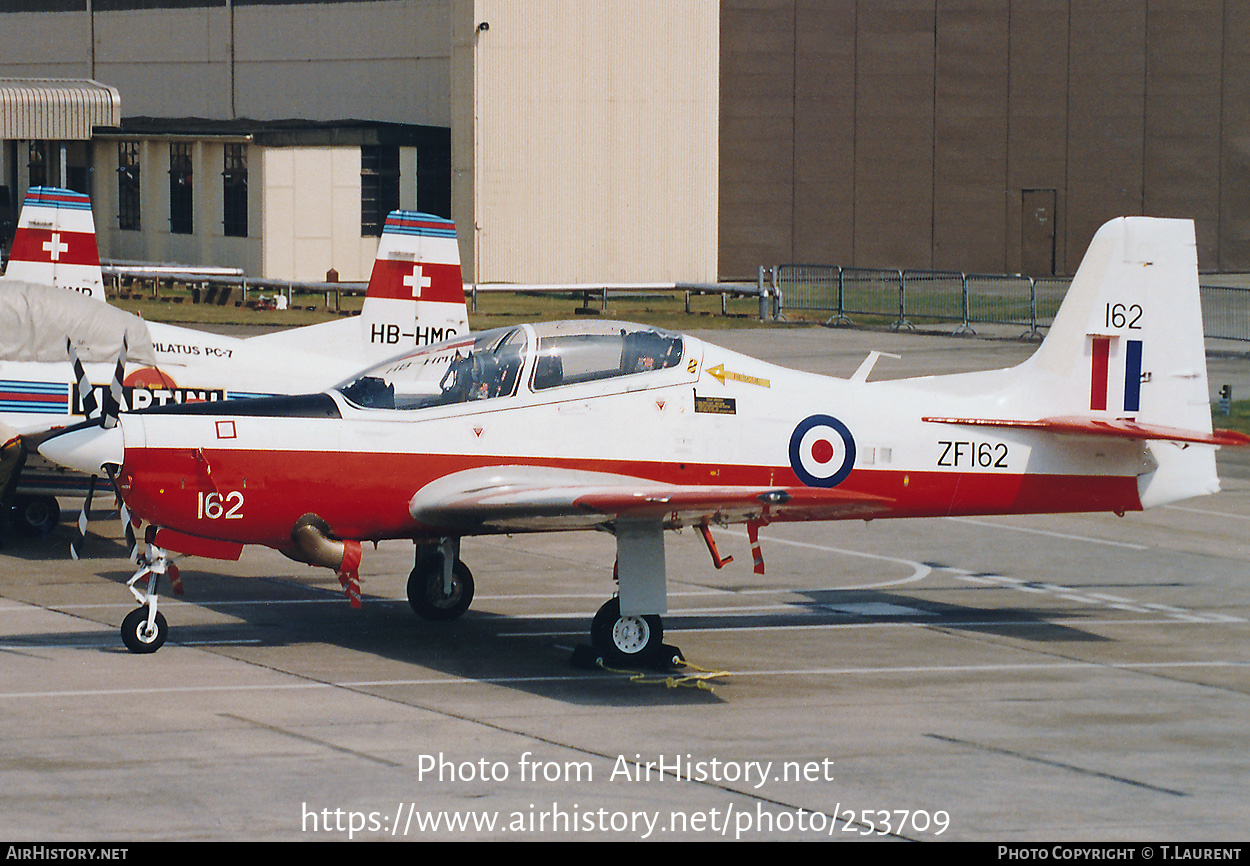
694, 395, 736, 415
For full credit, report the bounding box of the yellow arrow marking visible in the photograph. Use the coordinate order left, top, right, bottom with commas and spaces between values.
706, 364, 770, 388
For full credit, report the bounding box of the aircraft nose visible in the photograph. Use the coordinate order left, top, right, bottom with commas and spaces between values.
39, 423, 124, 476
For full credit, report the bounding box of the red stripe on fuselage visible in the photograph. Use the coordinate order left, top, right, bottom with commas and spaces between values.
119, 447, 1144, 550
0, 391, 66, 403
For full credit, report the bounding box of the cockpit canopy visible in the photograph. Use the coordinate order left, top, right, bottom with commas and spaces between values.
336, 321, 685, 411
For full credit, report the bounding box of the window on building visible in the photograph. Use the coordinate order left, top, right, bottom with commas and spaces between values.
223, 144, 248, 238
169, 143, 193, 234
117, 142, 140, 232
28, 142, 49, 188
361, 145, 400, 236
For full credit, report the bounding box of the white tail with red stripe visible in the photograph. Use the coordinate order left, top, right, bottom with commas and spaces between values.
359, 211, 470, 355
2, 187, 104, 300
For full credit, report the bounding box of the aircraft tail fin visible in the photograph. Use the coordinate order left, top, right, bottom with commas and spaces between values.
1015, 216, 1222, 506
244, 210, 470, 367
359, 211, 470, 349
3, 187, 105, 301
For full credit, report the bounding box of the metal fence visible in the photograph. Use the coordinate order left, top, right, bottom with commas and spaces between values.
88, 257, 1250, 340
771, 265, 1250, 341
101, 264, 772, 319
771, 265, 1061, 336
1201, 285, 1250, 341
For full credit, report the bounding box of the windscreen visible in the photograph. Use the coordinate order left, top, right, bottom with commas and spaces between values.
337, 327, 526, 410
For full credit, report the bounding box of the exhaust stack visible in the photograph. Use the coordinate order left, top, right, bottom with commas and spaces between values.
291, 513, 363, 607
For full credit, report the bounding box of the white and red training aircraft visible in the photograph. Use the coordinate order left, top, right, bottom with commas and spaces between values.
39, 215, 1249, 661
1, 187, 468, 535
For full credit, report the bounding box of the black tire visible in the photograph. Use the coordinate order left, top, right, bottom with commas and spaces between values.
408, 559, 474, 620
590, 597, 664, 667
10, 495, 60, 537
121, 608, 167, 654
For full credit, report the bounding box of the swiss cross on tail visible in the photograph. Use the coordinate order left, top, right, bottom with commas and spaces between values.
238, 209, 471, 367
359, 211, 470, 351
43, 233, 70, 261
403, 264, 433, 298
2, 187, 105, 301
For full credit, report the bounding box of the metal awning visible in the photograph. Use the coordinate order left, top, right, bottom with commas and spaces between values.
0, 78, 121, 140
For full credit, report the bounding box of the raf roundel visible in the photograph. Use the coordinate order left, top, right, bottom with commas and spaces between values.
789, 414, 856, 488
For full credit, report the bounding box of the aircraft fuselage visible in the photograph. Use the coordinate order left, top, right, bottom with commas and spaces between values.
111, 324, 1147, 554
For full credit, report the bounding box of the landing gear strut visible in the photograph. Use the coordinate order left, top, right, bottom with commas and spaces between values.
120, 534, 176, 653
407, 538, 474, 620
583, 523, 679, 668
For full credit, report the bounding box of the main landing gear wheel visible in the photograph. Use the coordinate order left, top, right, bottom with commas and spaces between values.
591, 597, 664, 667
10, 495, 60, 537
121, 608, 167, 654
407, 559, 474, 621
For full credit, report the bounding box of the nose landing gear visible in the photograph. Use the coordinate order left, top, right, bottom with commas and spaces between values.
120, 534, 176, 654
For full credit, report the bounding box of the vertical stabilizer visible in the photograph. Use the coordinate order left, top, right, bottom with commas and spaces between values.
2, 187, 105, 301
359, 211, 470, 353
1017, 217, 1218, 506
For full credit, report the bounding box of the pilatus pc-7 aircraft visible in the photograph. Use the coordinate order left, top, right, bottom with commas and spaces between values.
1, 187, 468, 537
40, 216, 1248, 663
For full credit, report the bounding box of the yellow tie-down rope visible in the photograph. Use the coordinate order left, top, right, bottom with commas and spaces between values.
598, 654, 731, 692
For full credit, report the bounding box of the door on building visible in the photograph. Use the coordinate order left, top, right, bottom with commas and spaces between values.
1021, 189, 1057, 276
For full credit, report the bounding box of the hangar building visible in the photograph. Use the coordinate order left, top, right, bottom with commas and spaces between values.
0, 1, 1246, 283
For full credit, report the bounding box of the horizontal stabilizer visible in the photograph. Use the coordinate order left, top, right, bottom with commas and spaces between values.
923, 415, 1250, 447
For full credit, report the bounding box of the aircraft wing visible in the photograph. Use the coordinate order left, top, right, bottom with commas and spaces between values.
923, 415, 1250, 447
408, 465, 891, 533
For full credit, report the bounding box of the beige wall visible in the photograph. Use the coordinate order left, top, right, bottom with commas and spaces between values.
452, 0, 720, 284
261, 144, 417, 282
263, 146, 393, 283
92, 138, 418, 282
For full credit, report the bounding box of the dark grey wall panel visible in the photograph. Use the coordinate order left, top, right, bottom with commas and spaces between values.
933, 0, 1008, 272
853, 0, 935, 268
720, 0, 1250, 276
